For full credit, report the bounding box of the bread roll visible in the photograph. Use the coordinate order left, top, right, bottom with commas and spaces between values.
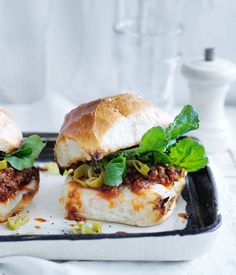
0, 178, 39, 223
61, 176, 186, 226
55, 93, 172, 168
0, 108, 39, 222
0, 108, 23, 154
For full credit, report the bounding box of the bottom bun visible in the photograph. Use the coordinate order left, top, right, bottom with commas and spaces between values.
0, 179, 39, 223
61, 176, 186, 227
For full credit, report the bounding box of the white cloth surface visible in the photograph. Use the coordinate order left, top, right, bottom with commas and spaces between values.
0, 104, 236, 275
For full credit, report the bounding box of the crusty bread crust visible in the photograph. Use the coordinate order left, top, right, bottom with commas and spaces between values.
0, 108, 23, 154
55, 93, 172, 168
0, 179, 39, 223
61, 177, 186, 227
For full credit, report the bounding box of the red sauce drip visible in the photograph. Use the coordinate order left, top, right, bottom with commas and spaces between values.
116, 231, 126, 235
65, 204, 79, 220
178, 212, 190, 219
65, 204, 86, 222
98, 186, 120, 200
65, 181, 84, 220
70, 179, 120, 201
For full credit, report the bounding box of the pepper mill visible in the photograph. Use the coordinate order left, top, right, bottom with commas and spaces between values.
181, 48, 236, 152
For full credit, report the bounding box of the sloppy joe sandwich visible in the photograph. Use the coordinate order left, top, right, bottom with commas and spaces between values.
0, 108, 45, 222
55, 93, 207, 226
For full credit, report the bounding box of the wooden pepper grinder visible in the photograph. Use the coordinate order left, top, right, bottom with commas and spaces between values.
181, 48, 236, 152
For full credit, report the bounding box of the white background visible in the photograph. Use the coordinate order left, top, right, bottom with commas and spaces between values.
0, 0, 235, 107
47, 0, 236, 105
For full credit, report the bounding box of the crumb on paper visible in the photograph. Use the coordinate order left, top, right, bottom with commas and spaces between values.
37, 162, 60, 175
71, 221, 102, 234
6, 213, 30, 231
35, 226, 41, 230
69, 224, 76, 227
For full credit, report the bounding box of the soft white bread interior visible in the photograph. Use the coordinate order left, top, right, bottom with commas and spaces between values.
0, 108, 23, 154
0, 179, 39, 223
55, 93, 172, 168
61, 177, 186, 226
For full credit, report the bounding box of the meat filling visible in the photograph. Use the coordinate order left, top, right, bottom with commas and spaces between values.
124, 164, 185, 193
0, 167, 39, 202
96, 164, 184, 197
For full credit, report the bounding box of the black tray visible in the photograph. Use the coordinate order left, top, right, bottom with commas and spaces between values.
0, 133, 222, 242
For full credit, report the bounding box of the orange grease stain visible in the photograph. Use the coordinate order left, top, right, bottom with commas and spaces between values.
34, 218, 47, 223
132, 199, 144, 212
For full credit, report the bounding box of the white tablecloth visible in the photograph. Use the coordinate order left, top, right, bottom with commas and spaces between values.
0, 99, 236, 275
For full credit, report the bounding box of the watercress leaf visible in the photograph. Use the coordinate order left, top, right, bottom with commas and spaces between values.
138, 152, 153, 162
97, 158, 109, 170
104, 156, 126, 186
121, 148, 137, 158
138, 151, 170, 166
4, 156, 35, 171
137, 127, 168, 154
137, 152, 155, 167
166, 105, 199, 140
4, 135, 46, 170
153, 152, 170, 164
21, 135, 46, 158
169, 138, 208, 172
10, 147, 33, 157
111, 147, 138, 158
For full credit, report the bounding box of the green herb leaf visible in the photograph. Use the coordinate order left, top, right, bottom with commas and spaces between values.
166, 105, 199, 140
169, 138, 208, 172
4, 155, 35, 171
4, 135, 46, 170
11, 147, 33, 157
153, 152, 170, 164
20, 135, 46, 158
120, 148, 137, 158
137, 127, 168, 154
104, 155, 126, 186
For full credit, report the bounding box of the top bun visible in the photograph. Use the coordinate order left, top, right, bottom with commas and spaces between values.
0, 108, 23, 154
55, 93, 172, 168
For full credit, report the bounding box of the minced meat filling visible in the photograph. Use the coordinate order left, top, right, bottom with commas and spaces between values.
97, 164, 185, 195
124, 164, 184, 193
0, 167, 39, 202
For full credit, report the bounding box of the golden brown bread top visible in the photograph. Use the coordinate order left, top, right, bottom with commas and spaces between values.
55, 93, 172, 168
0, 108, 23, 153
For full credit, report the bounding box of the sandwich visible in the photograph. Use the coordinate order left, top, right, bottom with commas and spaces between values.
0, 108, 45, 222
55, 93, 207, 226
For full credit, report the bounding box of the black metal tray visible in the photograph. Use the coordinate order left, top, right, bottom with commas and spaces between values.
0, 133, 222, 242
